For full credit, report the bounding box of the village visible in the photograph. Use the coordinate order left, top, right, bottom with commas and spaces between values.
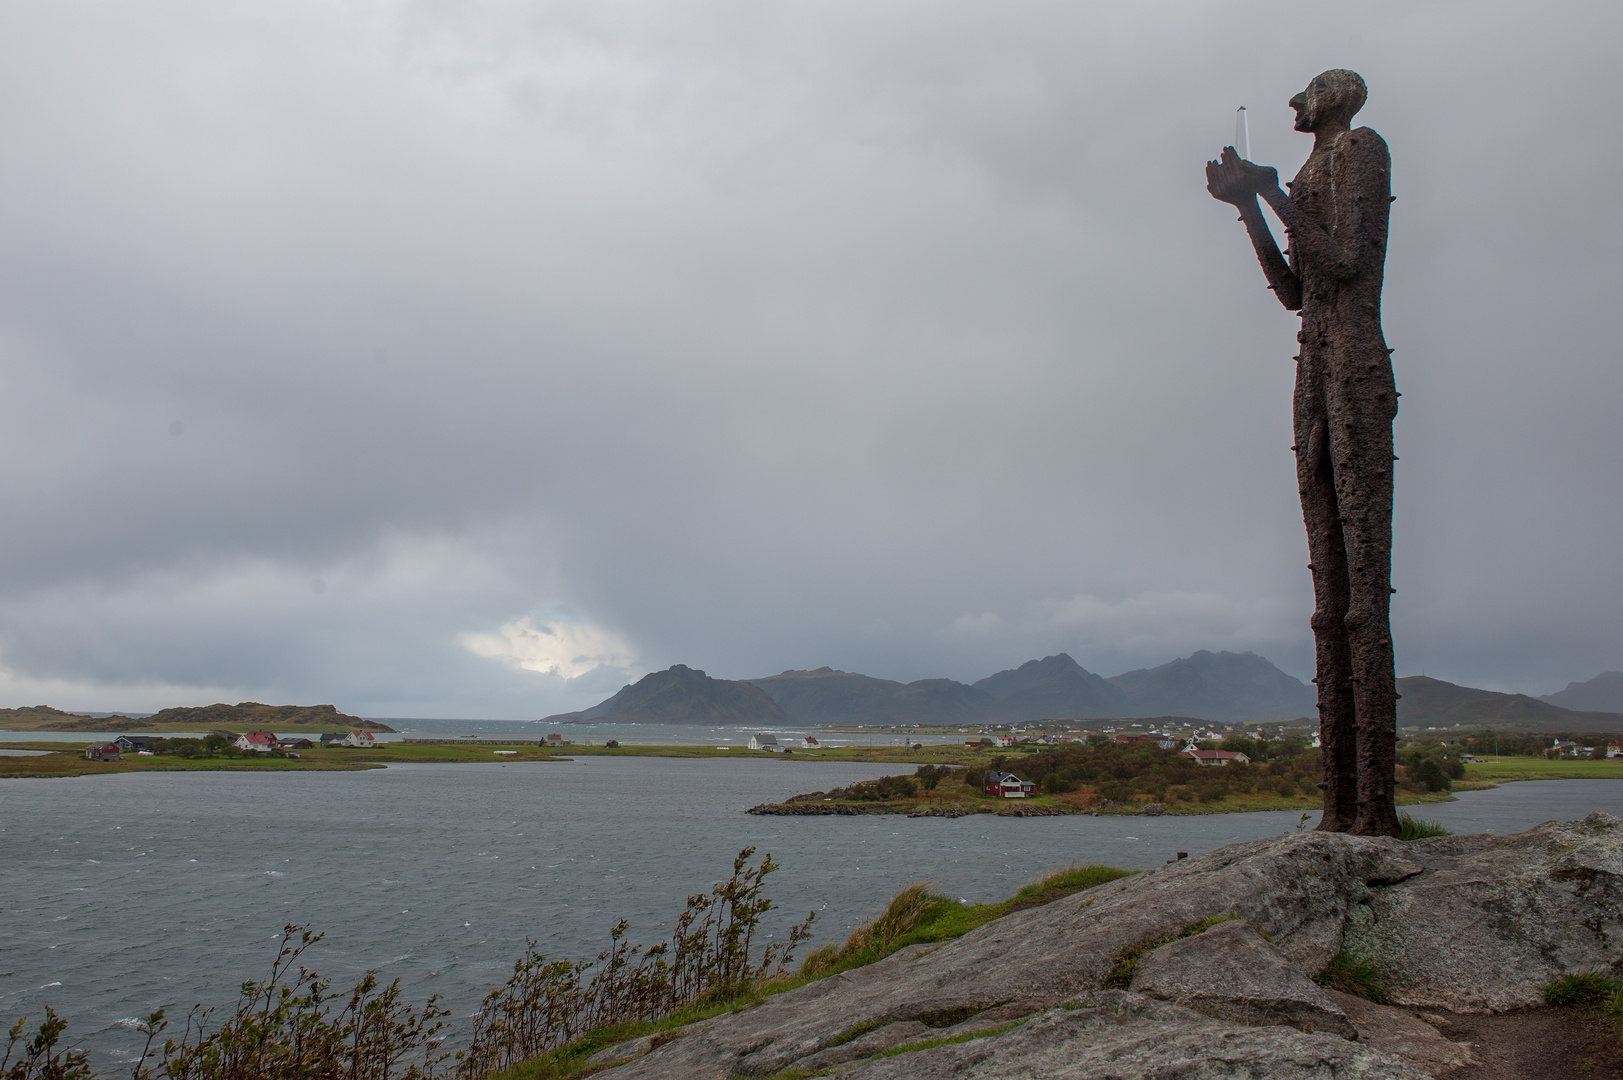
80, 728, 381, 761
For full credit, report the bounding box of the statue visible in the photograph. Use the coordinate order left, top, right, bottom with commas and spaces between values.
1206, 70, 1399, 836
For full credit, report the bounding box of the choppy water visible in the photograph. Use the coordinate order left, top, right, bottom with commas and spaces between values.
1, 759, 1617, 1070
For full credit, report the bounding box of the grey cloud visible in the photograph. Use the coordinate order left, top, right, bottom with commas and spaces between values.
0, 2, 1618, 716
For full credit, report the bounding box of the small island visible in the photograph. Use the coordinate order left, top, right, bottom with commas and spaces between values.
749, 735, 1480, 817
0, 702, 397, 733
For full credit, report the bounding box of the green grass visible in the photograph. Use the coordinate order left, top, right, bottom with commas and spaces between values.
1315, 951, 1389, 1003
871, 1020, 1023, 1058
1464, 756, 1623, 782
799, 865, 1134, 980
1545, 971, 1623, 1006
1397, 813, 1452, 840
1102, 914, 1242, 989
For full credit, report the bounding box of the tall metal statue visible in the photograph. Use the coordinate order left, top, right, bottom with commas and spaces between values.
1206, 70, 1399, 836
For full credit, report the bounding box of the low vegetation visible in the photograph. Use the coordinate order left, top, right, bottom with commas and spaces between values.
800, 865, 1133, 979
1396, 813, 1452, 840
1102, 914, 1241, 989
5, 855, 1132, 1080
1314, 951, 1389, 1003
1545, 971, 1623, 1007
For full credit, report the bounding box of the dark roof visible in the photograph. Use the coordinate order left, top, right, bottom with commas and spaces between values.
985, 771, 1024, 783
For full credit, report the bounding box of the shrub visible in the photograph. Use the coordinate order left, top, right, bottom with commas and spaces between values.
1410, 758, 1450, 792
8, 850, 816, 1080
1, 1009, 93, 1080
458, 848, 812, 1075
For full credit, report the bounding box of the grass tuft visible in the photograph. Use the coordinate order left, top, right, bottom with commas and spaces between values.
871, 1021, 1023, 1059
1102, 914, 1241, 989
1397, 813, 1452, 840
799, 866, 1132, 980
1315, 951, 1389, 1003
1545, 971, 1623, 1006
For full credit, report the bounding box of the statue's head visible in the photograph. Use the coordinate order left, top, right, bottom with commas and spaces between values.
1290, 69, 1367, 133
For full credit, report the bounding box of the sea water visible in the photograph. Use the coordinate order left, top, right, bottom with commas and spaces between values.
1, 759, 1618, 1070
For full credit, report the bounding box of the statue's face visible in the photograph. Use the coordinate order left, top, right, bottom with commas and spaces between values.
1290, 78, 1329, 132
1290, 74, 1353, 132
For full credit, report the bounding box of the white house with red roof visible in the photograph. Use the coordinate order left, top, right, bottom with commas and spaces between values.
234, 731, 279, 753
343, 730, 377, 748
1180, 749, 1250, 767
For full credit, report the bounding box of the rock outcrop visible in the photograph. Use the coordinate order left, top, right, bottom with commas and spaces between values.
590, 814, 1623, 1078
1129, 919, 1358, 1037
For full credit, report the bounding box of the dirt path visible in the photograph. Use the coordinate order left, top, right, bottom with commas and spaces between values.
1432, 1005, 1621, 1079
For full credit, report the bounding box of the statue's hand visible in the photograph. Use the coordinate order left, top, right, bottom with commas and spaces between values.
1206, 146, 1277, 205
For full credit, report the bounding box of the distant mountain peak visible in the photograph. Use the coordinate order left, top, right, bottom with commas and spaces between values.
1540, 671, 1623, 713
544, 663, 788, 725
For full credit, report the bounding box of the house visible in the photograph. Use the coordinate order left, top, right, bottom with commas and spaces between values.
343, 730, 377, 748
319, 732, 348, 748
982, 771, 1037, 798
994, 735, 1016, 748
278, 737, 314, 750
83, 742, 122, 761
802, 736, 820, 748
748, 733, 779, 751
113, 735, 156, 753
1115, 734, 1178, 750
234, 731, 279, 753
1180, 749, 1250, 767
964, 738, 993, 748
545, 733, 565, 747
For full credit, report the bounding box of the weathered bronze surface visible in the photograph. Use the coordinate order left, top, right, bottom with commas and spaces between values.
1207, 70, 1398, 836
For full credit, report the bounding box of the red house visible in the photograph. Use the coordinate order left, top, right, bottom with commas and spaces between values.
83, 742, 121, 761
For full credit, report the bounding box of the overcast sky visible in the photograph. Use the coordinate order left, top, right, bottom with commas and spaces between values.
1, 1, 1618, 719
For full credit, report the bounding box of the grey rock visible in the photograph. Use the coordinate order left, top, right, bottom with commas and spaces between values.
593, 819, 1620, 1078
581, 1017, 718, 1066
1323, 990, 1475, 1074
1129, 918, 1357, 1037
830, 993, 1420, 1080
595, 831, 1421, 1078
1341, 811, 1623, 1011
1138, 802, 1167, 816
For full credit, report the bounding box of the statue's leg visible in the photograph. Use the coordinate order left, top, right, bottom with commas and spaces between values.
1295, 354, 1357, 832
1328, 354, 1401, 838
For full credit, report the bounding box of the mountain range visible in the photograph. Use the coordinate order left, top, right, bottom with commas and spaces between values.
546, 653, 1623, 731
547, 650, 1318, 726
1397, 676, 1623, 732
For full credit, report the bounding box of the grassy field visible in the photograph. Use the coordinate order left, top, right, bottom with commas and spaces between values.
1463, 755, 1623, 783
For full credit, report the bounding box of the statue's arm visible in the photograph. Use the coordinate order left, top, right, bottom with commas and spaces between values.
1235, 196, 1302, 310
1208, 148, 1300, 310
